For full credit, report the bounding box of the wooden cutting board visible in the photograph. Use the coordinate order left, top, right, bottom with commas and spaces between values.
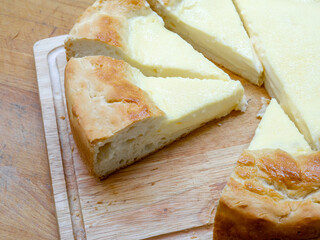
33, 35, 269, 240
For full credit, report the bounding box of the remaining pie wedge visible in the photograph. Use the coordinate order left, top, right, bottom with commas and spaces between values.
213, 99, 320, 240
65, 56, 245, 178
147, 0, 263, 85
65, 0, 230, 80
233, 0, 320, 150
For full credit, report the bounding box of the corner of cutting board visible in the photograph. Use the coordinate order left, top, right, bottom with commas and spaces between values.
33, 34, 69, 53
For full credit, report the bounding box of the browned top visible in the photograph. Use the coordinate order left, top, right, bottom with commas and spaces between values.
214, 149, 320, 239
71, 13, 124, 47
65, 56, 163, 144
235, 149, 320, 200
68, 0, 152, 48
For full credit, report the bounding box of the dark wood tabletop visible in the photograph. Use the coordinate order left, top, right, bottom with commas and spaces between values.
0, 0, 94, 238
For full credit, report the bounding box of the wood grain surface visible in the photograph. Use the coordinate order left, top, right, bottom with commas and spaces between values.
0, 0, 94, 239
3, 0, 269, 239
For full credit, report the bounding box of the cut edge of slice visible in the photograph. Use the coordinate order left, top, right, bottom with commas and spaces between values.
249, 98, 312, 156
147, 0, 264, 85
65, 0, 231, 81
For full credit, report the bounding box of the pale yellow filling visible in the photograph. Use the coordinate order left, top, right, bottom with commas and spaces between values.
148, 0, 263, 85
249, 99, 312, 156
234, 0, 320, 150
127, 13, 230, 80
128, 71, 246, 135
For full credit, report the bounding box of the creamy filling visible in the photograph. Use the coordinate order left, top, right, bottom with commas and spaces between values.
127, 14, 231, 80
263, 60, 315, 150
148, 0, 263, 85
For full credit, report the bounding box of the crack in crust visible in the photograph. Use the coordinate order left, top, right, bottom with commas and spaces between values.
214, 149, 320, 240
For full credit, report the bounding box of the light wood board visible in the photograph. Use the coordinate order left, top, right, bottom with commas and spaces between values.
33, 35, 269, 240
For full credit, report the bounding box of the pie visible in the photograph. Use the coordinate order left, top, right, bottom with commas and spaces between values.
147, 0, 263, 85
65, 56, 245, 178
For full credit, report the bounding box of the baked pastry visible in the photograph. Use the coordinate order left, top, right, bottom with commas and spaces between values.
214, 149, 320, 240
65, 56, 245, 178
65, 0, 230, 80
213, 99, 320, 239
147, 0, 263, 85
233, 0, 320, 150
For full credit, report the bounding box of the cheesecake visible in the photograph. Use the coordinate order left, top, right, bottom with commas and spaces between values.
65, 0, 230, 80
213, 99, 320, 239
147, 0, 263, 85
233, 0, 320, 150
65, 56, 245, 178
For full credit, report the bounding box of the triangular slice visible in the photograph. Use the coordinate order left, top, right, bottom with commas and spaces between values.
65, 56, 245, 178
147, 0, 263, 85
233, 0, 320, 150
248, 99, 311, 156
65, 0, 230, 80
129, 76, 246, 136
213, 99, 320, 239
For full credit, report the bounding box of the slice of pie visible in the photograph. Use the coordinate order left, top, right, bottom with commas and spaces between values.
65, 0, 230, 80
213, 99, 320, 239
147, 0, 263, 85
249, 99, 311, 156
65, 56, 245, 178
233, 0, 320, 150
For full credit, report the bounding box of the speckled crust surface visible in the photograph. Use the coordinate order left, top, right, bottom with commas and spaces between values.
214, 149, 320, 240
64, 56, 164, 174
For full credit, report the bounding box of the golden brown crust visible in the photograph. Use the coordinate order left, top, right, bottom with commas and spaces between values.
214, 149, 320, 240
65, 0, 151, 56
65, 56, 164, 173
65, 56, 163, 142
77, 0, 149, 22
73, 13, 123, 48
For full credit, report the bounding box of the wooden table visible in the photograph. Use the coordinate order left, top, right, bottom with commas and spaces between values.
0, 1, 94, 239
